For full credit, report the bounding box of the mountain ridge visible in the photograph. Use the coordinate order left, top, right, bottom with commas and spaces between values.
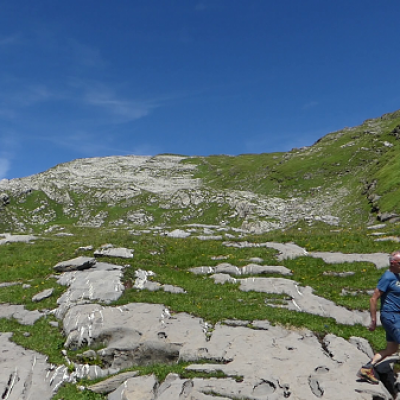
1, 109, 400, 232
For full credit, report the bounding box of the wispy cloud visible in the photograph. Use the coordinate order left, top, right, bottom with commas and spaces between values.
39, 128, 159, 158
0, 34, 21, 47
0, 134, 19, 179
0, 83, 56, 121
302, 101, 319, 110
8, 84, 54, 107
195, 3, 207, 11
68, 39, 106, 68
0, 158, 10, 180
80, 82, 160, 123
44, 130, 116, 155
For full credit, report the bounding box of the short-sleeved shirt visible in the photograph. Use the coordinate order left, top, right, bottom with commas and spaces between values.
378, 270, 400, 313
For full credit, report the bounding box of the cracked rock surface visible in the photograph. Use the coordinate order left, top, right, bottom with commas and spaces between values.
0, 237, 397, 399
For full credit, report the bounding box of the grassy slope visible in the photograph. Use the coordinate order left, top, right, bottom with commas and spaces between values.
1, 110, 400, 232
1, 110, 400, 399
182, 109, 400, 225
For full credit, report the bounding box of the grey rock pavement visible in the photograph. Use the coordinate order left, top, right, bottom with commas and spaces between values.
0, 233, 37, 245
94, 246, 134, 259
0, 332, 58, 399
0, 236, 397, 399
133, 269, 186, 293
87, 370, 140, 394
62, 303, 391, 400
223, 240, 390, 268
223, 240, 309, 260
309, 251, 389, 269
209, 274, 372, 326
190, 262, 293, 276
54, 261, 125, 319
0, 303, 45, 325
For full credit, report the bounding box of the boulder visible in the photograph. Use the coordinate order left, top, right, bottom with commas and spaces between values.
53, 256, 96, 272
87, 371, 139, 394
94, 246, 134, 259
32, 288, 54, 302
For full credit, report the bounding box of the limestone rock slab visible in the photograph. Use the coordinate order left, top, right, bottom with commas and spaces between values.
62, 303, 208, 368
108, 374, 157, 400
53, 256, 96, 272
94, 246, 134, 259
133, 269, 186, 294
32, 288, 54, 302
309, 251, 389, 269
223, 240, 308, 260
190, 262, 292, 276
234, 276, 370, 326
0, 332, 60, 399
87, 371, 139, 394
54, 261, 124, 319
0, 233, 37, 245
58, 302, 391, 399
0, 304, 44, 325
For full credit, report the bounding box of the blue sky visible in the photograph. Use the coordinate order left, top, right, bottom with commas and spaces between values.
1, 1, 400, 179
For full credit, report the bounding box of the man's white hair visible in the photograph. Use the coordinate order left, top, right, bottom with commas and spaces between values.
389, 251, 400, 262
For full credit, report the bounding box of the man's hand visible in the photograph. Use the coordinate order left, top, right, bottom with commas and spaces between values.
368, 320, 377, 331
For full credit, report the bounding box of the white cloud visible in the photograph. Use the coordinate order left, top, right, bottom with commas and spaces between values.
82, 85, 158, 122
0, 34, 21, 46
68, 39, 106, 68
0, 134, 19, 179
302, 101, 319, 110
39, 128, 159, 158
0, 157, 10, 180
195, 3, 207, 11
9, 84, 54, 107
0, 83, 55, 118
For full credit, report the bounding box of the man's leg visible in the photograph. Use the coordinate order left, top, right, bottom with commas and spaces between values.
372, 342, 399, 365
358, 342, 399, 384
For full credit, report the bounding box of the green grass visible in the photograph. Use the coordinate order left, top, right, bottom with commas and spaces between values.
2, 109, 400, 398
52, 362, 239, 400
0, 316, 65, 364
0, 220, 395, 399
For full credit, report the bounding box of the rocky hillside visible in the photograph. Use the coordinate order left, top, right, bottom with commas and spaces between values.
1, 109, 400, 233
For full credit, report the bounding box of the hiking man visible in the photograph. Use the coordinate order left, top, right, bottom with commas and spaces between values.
358, 250, 400, 384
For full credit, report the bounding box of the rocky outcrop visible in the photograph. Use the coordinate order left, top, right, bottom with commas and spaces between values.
0, 154, 344, 233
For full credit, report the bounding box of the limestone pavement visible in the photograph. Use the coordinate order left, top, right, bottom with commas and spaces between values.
0, 232, 397, 399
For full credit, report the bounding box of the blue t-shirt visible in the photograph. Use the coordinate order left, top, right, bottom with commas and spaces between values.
378, 270, 400, 312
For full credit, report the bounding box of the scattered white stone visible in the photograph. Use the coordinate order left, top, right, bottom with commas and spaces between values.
166, 229, 191, 238
211, 255, 229, 260
196, 235, 223, 240
374, 236, 400, 242
77, 245, 94, 251
0, 282, 19, 288
0, 233, 37, 245
190, 263, 292, 276
54, 256, 96, 272
0, 304, 44, 325
367, 223, 386, 230
249, 257, 263, 263
94, 247, 134, 259
133, 269, 185, 293
32, 288, 54, 302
